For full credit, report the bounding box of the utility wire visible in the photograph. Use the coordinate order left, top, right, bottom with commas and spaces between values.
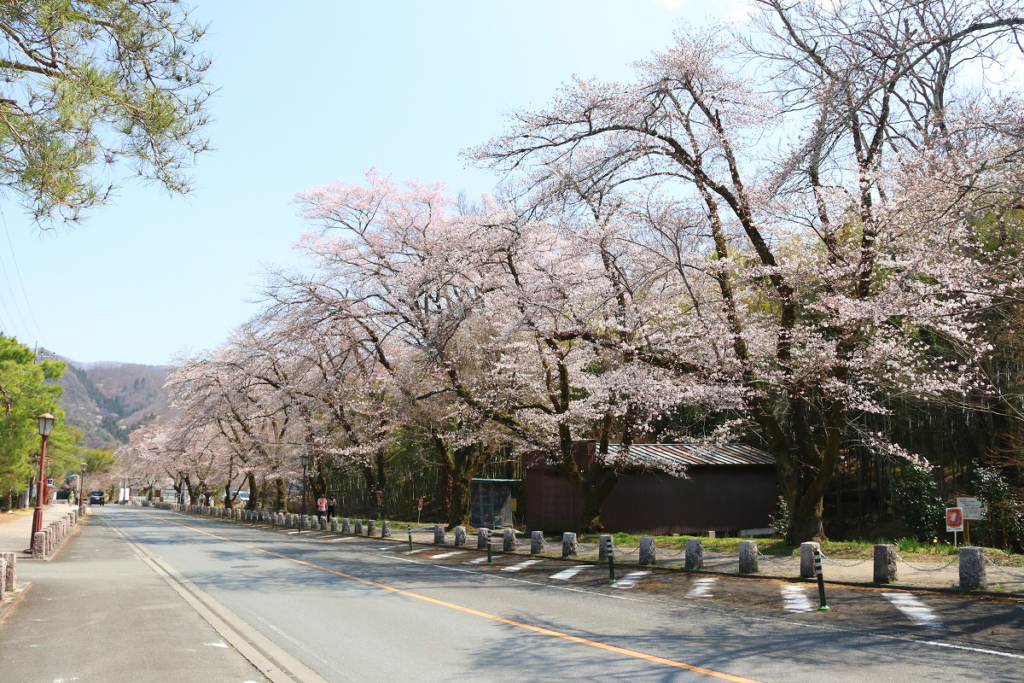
0, 204, 44, 346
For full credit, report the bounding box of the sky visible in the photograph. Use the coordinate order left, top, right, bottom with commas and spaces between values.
0, 0, 750, 367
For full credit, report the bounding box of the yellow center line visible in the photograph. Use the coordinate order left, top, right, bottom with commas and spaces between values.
133, 509, 762, 683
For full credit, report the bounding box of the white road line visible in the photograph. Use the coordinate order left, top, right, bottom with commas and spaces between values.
407, 549, 427, 555
884, 592, 942, 628
614, 571, 651, 589
550, 565, 592, 581
465, 556, 489, 565
502, 559, 542, 572
322, 537, 356, 543
430, 551, 467, 559
781, 585, 814, 613
685, 577, 717, 599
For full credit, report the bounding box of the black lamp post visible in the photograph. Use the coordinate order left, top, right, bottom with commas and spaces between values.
300, 454, 309, 517
29, 413, 56, 548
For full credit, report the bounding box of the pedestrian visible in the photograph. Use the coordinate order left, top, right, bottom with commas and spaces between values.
317, 494, 328, 523
327, 496, 337, 518
199, 492, 206, 507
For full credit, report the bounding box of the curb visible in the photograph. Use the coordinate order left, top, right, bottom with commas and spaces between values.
143, 506, 1024, 603
0, 581, 32, 624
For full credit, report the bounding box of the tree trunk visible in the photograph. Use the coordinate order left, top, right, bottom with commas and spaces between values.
246, 472, 258, 510
274, 478, 286, 513
577, 468, 620, 533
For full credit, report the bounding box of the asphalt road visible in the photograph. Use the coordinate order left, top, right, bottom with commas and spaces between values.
8, 506, 1024, 683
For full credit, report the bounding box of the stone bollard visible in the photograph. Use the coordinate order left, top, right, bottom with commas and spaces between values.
477, 528, 490, 550
639, 537, 657, 566
278, 513, 285, 526
739, 540, 759, 574
684, 538, 703, 571
959, 546, 987, 590
454, 526, 467, 547
367, 520, 376, 537
503, 528, 517, 552
330, 517, 338, 532
873, 544, 897, 584
33, 531, 46, 558
0, 558, 6, 593
382, 520, 391, 538
800, 542, 820, 579
531, 531, 545, 555
598, 534, 613, 561
354, 519, 363, 535
1, 551, 16, 589
342, 518, 351, 534
562, 532, 578, 558
433, 525, 445, 545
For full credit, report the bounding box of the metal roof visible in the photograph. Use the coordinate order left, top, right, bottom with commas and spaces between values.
604, 443, 775, 468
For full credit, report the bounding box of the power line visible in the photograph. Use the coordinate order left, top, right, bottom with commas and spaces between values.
0, 204, 45, 346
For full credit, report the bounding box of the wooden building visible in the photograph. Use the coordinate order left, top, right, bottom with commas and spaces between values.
523, 443, 776, 535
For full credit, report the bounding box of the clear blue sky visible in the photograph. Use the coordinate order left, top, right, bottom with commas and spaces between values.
0, 0, 745, 366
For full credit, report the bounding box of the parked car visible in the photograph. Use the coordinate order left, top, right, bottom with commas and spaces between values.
89, 491, 105, 505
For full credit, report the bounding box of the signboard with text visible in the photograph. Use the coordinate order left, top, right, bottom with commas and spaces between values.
956, 497, 987, 521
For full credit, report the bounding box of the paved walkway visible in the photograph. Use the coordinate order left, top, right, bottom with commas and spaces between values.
0, 503, 87, 555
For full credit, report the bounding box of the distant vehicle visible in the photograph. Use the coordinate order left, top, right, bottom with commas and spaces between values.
236, 491, 249, 502
89, 491, 105, 505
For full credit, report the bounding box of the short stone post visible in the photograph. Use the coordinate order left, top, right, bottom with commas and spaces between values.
639, 537, 657, 566
873, 544, 897, 584
502, 528, 517, 552
1, 551, 16, 589
598, 534, 613, 561
382, 520, 391, 538
739, 540, 759, 574
354, 519, 363, 535
684, 538, 703, 571
433, 525, 445, 545
454, 526, 467, 547
330, 517, 338, 532
33, 531, 45, 558
0, 558, 6, 593
342, 518, 351, 534
562, 532, 578, 558
530, 531, 545, 555
800, 542, 820, 579
959, 546, 987, 590
367, 520, 376, 537
477, 528, 490, 550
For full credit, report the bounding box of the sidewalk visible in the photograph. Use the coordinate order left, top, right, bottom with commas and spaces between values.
0, 503, 87, 555
0, 508, 265, 683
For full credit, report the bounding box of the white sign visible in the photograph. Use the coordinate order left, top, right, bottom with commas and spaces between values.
946, 507, 964, 532
956, 497, 987, 521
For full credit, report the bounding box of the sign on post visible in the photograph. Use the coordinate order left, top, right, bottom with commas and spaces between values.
946, 507, 964, 531
956, 497, 987, 521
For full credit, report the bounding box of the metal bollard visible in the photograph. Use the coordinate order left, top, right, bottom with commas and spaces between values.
487, 532, 493, 565
813, 547, 829, 611
408, 525, 413, 553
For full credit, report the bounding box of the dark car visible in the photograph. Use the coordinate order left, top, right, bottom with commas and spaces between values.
89, 491, 105, 505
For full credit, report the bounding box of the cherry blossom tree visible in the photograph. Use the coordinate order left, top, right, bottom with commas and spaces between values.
472, 0, 1024, 541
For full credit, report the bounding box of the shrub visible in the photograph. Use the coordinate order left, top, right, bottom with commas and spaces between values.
892, 465, 942, 542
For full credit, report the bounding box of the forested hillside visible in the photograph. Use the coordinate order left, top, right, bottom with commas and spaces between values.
51, 354, 170, 447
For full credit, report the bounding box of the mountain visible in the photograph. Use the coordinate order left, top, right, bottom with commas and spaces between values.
49, 354, 172, 448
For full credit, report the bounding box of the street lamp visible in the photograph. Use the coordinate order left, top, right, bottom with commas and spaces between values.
29, 412, 57, 548
300, 454, 309, 518
79, 461, 87, 516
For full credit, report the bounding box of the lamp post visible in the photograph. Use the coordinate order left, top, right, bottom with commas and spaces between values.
300, 454, 309, 517
29, 413, 57, 548
78, 461, 87, 516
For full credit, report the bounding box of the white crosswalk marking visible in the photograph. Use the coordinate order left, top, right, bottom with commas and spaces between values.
465, 556, 489, 565
781, 585, 814, 612
431, 551, 467, 559
502, 559, 542, 572
614, 571, 650, 589
883, 592, 942, 628
550, 565, 592, 581
685, 577, 717, 599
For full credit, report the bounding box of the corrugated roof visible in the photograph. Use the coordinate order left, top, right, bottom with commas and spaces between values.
605, 443, 775, 468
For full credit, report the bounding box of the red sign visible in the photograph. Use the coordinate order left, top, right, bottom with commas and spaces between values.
417, 497, 424, 511
946, 507, 964, 532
